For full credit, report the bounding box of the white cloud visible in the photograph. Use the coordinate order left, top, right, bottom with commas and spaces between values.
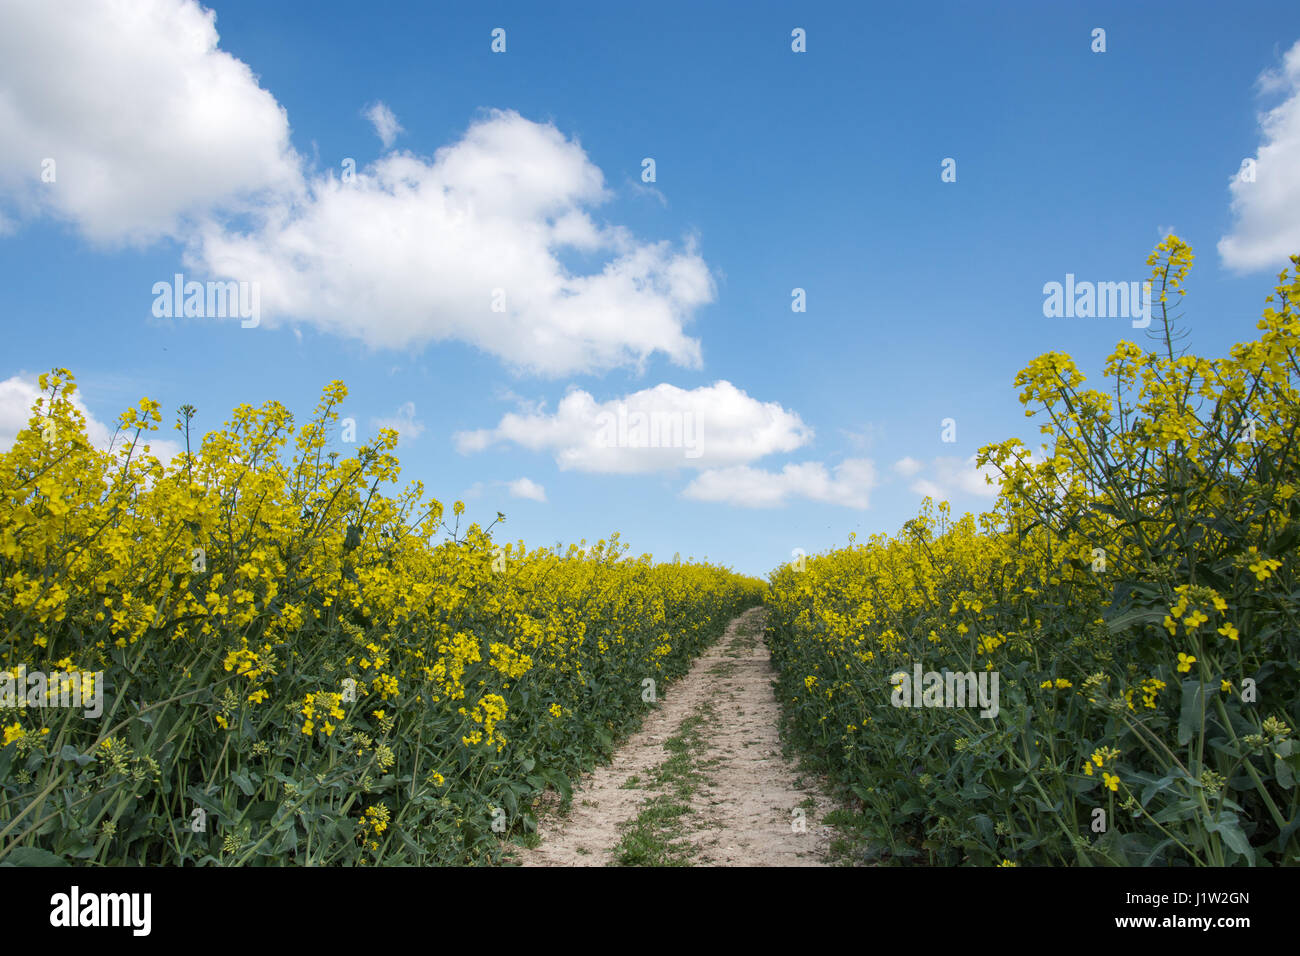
461, 477, 547, 503
454, 380, 812, 473
910, 478, 946, 500
191, 109, 714, 375
506, 477, 546, 502
682, 458, 876, 510
1219, 39, 1300, 272
904, 455, 998, 501
371, 401, 424, 442
0, 375, 107, 450
629, 180, 668, 207
365, 101, 403, 148
892, 456, 923, 477
0, 373, 181, 462
0, 0, 303, 245
0, 3, 715, 377
841, 422, 883, 452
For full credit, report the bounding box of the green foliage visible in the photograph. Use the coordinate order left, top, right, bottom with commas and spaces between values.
766, 243, 1300, 866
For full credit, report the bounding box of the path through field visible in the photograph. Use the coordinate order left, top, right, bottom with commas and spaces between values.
513, 606, 837, 866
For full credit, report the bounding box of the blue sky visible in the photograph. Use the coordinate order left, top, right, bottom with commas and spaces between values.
2, 1, 1298, 577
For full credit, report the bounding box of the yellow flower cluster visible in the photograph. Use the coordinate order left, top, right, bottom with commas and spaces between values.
0, 370, 762, 864
357, 804, 391, 858
765, 240, 1300, 866
461, 693, 509, 751
300, 691, 346, 737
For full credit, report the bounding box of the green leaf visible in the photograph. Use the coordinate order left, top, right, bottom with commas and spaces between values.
1274, 742, 1299, 790
2, 846, 68, 866
275, 823, 299, 856
1177, 679, 1207, 747
545, 769, 572, 803
58, 745, 93, 767
1204, 812, 1253, 859
246, 800, 278, 823
1106, 606, 1166, 632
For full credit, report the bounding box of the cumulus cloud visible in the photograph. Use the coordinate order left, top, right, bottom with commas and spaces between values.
1219, 39, 1300, 272
454, 380, 812, 473
364, 101, 403, 148
0, 0, 303, 245
0, 2, 715, 376
0, 373, 181, 462
682, 459, 876, 510
892, 456, 923, 478
191, 109, 714, 375
506, 477, 546, 502
371, 401, 424, 442
904, 455, 998, 502
461, 477, 547, 504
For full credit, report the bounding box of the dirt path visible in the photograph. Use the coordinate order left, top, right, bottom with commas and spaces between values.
514, 606, 837, 867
